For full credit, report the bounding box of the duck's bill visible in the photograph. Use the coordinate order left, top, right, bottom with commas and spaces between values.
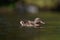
40, 21, 45, 24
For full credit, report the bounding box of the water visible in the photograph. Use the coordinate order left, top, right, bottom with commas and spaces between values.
0, 12, 60, 40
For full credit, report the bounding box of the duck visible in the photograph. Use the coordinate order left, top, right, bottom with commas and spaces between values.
20, 18, 45, 28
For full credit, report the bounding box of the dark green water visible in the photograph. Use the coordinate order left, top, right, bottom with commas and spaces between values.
0, 12, 60, 40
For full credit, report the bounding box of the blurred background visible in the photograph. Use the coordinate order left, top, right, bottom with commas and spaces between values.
0, 0, 60, 40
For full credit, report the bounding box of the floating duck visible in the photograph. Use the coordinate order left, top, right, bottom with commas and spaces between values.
20, 18, 45, 28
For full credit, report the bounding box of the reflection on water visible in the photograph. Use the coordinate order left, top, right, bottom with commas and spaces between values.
0, 15, 44, 40
0, 15, 8, 40
0, 14, 17, 40
0, 12, 60, 40
0, 14, 42, 40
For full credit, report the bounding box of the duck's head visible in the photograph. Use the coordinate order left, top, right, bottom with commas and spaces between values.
35, 18, 40, 21
35, 18, 45, 24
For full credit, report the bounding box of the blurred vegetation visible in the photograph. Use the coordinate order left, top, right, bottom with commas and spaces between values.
25, 0, 58, 8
